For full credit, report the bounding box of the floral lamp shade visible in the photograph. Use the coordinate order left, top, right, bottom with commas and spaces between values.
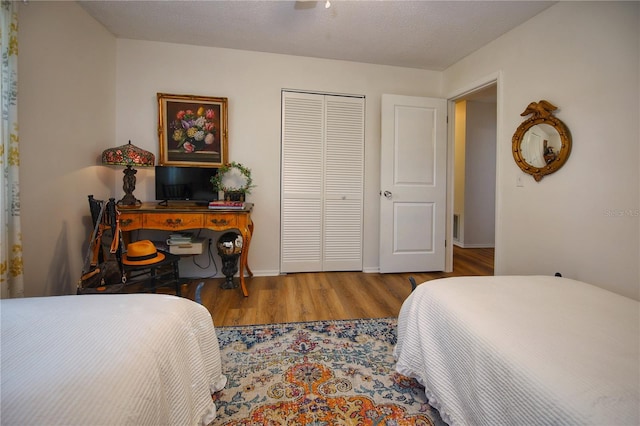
101, 140, 155, 206
101, 140, 155, 167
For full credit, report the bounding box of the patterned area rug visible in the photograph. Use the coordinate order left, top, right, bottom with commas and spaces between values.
212, 318, 446, 425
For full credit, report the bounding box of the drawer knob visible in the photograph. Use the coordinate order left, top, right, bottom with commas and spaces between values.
166, 218, 183, 227
121, 218, 133, 227
211, 218, 228, 225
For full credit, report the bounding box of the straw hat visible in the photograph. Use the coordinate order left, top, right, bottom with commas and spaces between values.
122, 240, 165, 265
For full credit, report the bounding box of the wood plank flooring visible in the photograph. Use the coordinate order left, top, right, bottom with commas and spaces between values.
178, 246, 494, 326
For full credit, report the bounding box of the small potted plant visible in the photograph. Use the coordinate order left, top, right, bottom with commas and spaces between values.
210, 161, 254, 201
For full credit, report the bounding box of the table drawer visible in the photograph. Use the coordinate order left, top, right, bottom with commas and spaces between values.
144, 213, 204, 230
119, 214, 143, 231
205, 213, 238, 229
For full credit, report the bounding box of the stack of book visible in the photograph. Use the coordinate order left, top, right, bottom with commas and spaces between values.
208, 201, 245, 210
166, 233, 194, 246
165, 233, 205, 255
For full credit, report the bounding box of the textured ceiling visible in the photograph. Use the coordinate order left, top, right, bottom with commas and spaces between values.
79, 0, 555, 71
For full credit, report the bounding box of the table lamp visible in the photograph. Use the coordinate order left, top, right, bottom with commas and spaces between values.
101, 140, 155, 206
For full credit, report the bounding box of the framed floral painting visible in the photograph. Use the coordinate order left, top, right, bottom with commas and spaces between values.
157, 93, 228, 167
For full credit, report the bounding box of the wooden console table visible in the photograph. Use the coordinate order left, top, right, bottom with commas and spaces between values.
118, 202, 254, 297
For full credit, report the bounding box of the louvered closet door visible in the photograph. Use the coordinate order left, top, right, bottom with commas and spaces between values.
323, 96, 364, 270
281, 91, 364, 273
281, 92, 324, 272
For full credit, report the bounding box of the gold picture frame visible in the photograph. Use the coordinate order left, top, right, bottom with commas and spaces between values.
158, 93, 228, 167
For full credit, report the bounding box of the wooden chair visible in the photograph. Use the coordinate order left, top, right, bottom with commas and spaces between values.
87, 195, 121, 267
85, 195, 182, 296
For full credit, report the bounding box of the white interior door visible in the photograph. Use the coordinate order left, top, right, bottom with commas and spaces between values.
379, 94, 447, 273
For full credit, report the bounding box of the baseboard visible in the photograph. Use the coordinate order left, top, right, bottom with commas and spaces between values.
275, 268, 381, 275
250, 269, 282, 277
454, 242, 495, 249
183, 269, 282, 280
197, 268, 394, 277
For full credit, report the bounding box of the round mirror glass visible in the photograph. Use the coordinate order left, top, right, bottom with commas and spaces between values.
520, 124, 562, 168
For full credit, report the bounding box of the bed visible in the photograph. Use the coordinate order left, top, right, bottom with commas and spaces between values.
394, 275, 640, 426
1, 293, 227, 426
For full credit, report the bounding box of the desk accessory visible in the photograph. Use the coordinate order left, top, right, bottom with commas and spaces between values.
102, 140, 155, 206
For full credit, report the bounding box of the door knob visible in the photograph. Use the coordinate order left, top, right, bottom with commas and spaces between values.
383, 191, 392, 199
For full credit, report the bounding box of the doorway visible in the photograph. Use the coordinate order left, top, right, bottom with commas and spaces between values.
449, 84, 497, 272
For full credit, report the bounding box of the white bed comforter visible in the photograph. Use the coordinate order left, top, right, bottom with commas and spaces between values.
1, 294, 227, 426
394, 276, 640, 426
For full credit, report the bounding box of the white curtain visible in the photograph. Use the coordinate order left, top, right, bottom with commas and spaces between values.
0, 1, 23, 298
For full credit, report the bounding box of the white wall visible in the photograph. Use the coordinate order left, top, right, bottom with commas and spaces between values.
453, 99, 496, 248
444, 2, 640, 299
463, 100, 496, 247
114, 40, 441, 278
18, 2, 116, 296
453, 100, 466, 242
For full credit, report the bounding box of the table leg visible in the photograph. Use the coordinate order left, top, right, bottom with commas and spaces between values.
238, 224, 252, 297
245, 220, 254, 277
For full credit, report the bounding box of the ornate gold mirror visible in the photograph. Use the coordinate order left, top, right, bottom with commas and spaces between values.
512, 100, 571, 181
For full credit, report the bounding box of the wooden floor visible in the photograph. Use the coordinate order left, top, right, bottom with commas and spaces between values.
178, 246, 494, 327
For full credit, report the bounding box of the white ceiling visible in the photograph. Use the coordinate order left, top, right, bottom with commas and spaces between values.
78, 0, 555, 71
